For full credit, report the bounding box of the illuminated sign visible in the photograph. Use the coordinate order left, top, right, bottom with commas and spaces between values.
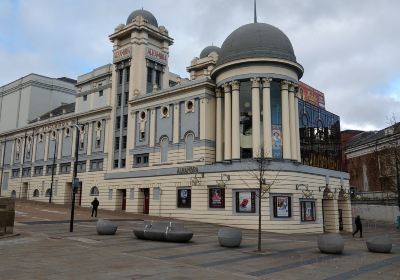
298, 82, 325, 109
113, 46, 131, 63
146, 47, 167, 64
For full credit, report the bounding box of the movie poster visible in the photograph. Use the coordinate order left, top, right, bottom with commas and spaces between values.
236, 191, 255, 213
276, 196, 289, 217
301, 201, 315, 221
209, 188, 224, 208
272, 125, 282, 159
177, 188, 191, 208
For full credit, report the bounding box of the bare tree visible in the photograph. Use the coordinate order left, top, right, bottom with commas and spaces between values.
240, 148, 281, 252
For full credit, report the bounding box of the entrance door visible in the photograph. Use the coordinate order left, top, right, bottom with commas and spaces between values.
121, 189, 127, 211
143, 188, 149, 214
21, 182, 28, 199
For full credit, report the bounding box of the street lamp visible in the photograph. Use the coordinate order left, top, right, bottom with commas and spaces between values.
70, 123, 83, 232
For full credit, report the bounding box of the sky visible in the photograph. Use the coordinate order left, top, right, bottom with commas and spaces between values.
0, 0, 399, 131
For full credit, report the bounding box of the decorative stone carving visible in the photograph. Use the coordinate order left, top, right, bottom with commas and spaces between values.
250, 77, 260, 88
231, 80, 240, 91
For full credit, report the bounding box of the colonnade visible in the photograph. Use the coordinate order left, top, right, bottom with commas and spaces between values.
215, 78, 301, 162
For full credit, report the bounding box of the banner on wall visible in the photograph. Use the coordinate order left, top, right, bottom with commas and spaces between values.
298, 82, 325, 109
271, 125, 282, 158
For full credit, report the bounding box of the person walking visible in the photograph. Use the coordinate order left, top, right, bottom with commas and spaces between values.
352, 215, 362, 238
91, 197, 99, 217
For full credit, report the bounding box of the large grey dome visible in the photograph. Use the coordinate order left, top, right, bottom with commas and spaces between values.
218, 23, 296, 66
126, 9, 158, 27
199, 46, 220, 59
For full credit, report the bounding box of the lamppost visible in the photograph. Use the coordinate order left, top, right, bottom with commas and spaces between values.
70, 123, 83, 232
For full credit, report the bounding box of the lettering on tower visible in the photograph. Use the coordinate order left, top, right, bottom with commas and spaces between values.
113, 46, 131, 63
146, 47, 167, 65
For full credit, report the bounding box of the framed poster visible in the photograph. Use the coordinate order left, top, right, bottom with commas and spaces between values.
209, 188, 225, 208
236, 191, 256, 213
273, 196, 291, 218
271, 125, 282, 159
300, 200, 316, 221
177, 188, 191, 208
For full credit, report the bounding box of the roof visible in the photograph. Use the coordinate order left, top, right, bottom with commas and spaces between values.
126, 9, 158, 27
346, 123, 400, 148
29, 102, 75, 123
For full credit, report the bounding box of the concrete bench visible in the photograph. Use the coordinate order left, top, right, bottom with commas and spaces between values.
366, 235, 392, 253
218, 227, 242, 248
133, 220, 193, 242
318, 233, 344, 254
96, 219, 118, 235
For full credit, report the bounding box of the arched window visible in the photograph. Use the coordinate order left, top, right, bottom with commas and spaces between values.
33, 189, 39, 197
11, 190, 16, 198
160, 136, 169, 163
45, 189, 51, 197
90, 186, 99, 196
185, 133, 194, 160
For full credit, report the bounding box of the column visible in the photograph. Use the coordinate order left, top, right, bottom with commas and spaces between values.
216, 89, 223, 162
231, 81, 240, 160
118, 67, 126, 168
57, 129, 63, 159
87, 123, 93, 156
289, 84, 297, 161
262, 78, 272, 158
200, 97, 207, 139
251, 78, 261, 157
44, 132, 50, 161
281, 81, 291, 159
173, 103, 180, 144
223, 83, 231, 160
32, 134, 37, 163
295, 89, 301, 162
149, 108, 156, 147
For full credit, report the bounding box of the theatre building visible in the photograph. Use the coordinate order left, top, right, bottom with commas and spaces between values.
0, 9, 351, 234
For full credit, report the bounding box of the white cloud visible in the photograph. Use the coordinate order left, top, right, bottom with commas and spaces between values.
0, 0, 399, 131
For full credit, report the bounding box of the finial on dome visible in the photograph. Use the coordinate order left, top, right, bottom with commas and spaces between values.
254, 0, 257, 23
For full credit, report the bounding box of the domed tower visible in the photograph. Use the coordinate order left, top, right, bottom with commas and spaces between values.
108, 9, 173, 169
187, 45, 221, 80
211, 22, 303, 162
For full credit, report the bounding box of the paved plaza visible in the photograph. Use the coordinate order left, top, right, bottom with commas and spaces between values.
1, 201, 400, 279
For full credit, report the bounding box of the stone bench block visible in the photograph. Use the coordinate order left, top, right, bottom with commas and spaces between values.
318, 233, 344, 254
218, 227, 242, 248
96, 219, 118, 235
366, 235, 392, 253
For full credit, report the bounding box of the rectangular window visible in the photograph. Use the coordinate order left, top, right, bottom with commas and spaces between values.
99, 90, 103, 97
46, 165, 55, 176
209, 187, 225, 209
115, 137, 120, 150
113, 159, 119, 168
22, 167, 31, 177
122, 136, 127, 149
79, 141, 84, 150
155, 70, 161, 88
90, 159, 103, 171
34, 166, 43, 176
77, 161, 86, 173
123, 115, 128, 128
235, 191, 256, 213
147, 67, 153, 83
117, 94, 122, 106
60, 163, 71, 174
124, 93, 128, 105
96, 139, 101, 148
177, 188, 191, 208
300, 200, 316, 222
116, 116, 121, 129
83, 95, 88, 101
273, 196, 292, 218
126, 68, 130, 82
140, 131, 145, 141
12, 169, 20, 178
133, 153, 149, 167
121, 158, 126, 168
119, 70, 123, 84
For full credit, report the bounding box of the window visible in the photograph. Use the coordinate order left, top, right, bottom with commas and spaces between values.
34, 166, 43, 176
147, 67, 153, 83
99, 90, 103, 97
300, 200, 316, 222
115, 137, 120, 150
77, 161, 86, 173
133, 153, 149, 167
140, 132, 145, 141
160, 136, 169, 163
46, 165, 55, 176
235, 191, 256, 213
45, 189, 51, 197
126, 67, 130, 82
83, 95, 88, 101
96, 139, 101, 148
119, 70, 123, 84
60, 163, 71, 174
90, 186, 99, 196
122, 136, 127, 149
116, 116, 121, 129
12, 169, 20, 178
272, 196, 292, 218
185, 133, 194, 160
121, 158, 126, 168
177, 188, 191, 208
123, 115, 128, 128
90, 159, 103, 171
79, 140, 84, 150
155, 70, 161, 88
113, 159, 119, 168
33, 189, 39, 197
209, 187, 225, 209
124, 93, 128, 105
117, 94, 122, 106
22, 167, 31, 177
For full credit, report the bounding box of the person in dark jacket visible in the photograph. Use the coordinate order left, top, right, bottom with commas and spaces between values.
352, 215, 362, 238
91, 197, 99, 217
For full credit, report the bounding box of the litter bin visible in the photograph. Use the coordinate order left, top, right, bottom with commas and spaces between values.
0, 198, 15, 235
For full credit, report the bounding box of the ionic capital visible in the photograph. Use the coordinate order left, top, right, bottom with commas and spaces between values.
262, 78, 272, 88
250, 77, 260, 88
231, 80, 240, 91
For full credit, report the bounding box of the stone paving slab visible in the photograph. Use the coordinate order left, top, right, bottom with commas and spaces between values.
1, 200, 400, 279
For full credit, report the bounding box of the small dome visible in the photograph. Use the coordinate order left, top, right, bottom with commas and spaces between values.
218, 23, 296, 66
126, 9, 158, 27
199, 46, 221, 59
